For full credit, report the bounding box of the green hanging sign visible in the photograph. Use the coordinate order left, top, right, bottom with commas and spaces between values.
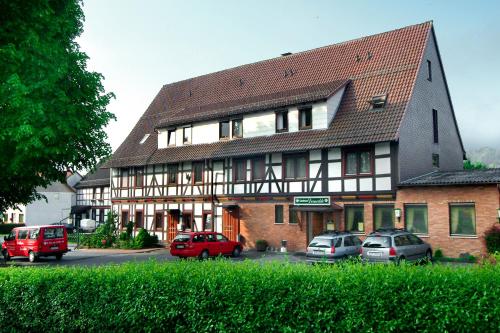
293, 196, 331, 206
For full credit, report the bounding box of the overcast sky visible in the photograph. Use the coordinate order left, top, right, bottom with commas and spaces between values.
78, 0, 500, 154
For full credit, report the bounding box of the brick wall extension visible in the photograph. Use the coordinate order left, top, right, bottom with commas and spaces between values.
396, 185, 500, 257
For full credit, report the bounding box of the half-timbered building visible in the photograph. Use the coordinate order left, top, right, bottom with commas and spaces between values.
73, 166, 111, 226
104, 22, 468, 251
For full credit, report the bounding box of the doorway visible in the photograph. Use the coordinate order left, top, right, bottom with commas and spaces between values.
222, 206, 239, 241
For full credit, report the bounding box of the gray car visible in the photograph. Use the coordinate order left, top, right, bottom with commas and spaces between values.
306, 232, 362, 263
361, 229, 432, 263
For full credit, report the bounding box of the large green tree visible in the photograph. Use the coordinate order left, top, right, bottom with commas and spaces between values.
0, 0, 115, 212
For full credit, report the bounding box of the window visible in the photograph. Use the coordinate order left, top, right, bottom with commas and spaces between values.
299, 107, 312, 130
155, 212, 164, 230
432, 109, 438, 143
140, 134, 150, 144
233, 159, 246, 182
407, 234, 424, 245
182, 212, 192, 230
18, 230, 28, 240
192, 162, 204, 184
450, 204, 476, 236
284, 154, 307, 179
216, 234, 228, 242
91, 209, 96, 221
219, 121, 230, 139
275, 205, 284, 224
99, 209, 104, 223
289, 209, 298, 224
100, 187, 105, 200
394, 235, 411, 246
135, 168, 144, 187
19, 214, 24, 223
370, 94, 387, 110
373, 205, 395, 230
168, 129, 176, 146
344, 236, 354, 247
345, 205, 364, 232
276, 110, 288, 133
232, 119, 243, 138
135, 210, 144, 229
203, 213, 212, 231
206, 233, 216, 242
193, 234, 206, 243
92, 188, 97, 200
251, 157, 265, 180
121, 170, 129, 187
427, 60, 432, 81
167, 164, 178, 185
29, 229, 39, 239
344, 150, 372, 175
405, 204, 428, 234
43, 228, 63, 239
121, 211, 129, 228
432, 154, 440, 168
183, 126, 191, 144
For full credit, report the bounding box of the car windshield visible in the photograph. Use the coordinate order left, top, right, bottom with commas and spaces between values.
363, 236, 391, 248
308, 238, 332, 248
173, 234, 191, 242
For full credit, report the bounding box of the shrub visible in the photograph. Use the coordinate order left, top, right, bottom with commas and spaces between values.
80, 211, 118, 248
0, 223, 25, 234
434, 248, 443, 259
485, 225, 500, 254
0, 261, 499, 332
255, 239, 268, 251
133, 228, 158, 249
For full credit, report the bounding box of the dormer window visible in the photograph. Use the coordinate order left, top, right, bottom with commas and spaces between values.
183, 126, 191, 144
168, 129, 176, 146
219, 121, 230, 139
369, 94, 387, 110
276, 110, 288, 133
232, 119, 243, 138
299, 107, 312, 130
139, 134, 150, 144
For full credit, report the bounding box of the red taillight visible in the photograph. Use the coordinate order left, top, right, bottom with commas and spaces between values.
331, 246, 336, 254
389, 247, 396, 256
359, 247, 363, 254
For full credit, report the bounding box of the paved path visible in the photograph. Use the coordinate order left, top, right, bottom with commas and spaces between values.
2, 248, 306, 267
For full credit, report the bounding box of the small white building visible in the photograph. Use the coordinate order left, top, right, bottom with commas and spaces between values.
2, 205, 26, 224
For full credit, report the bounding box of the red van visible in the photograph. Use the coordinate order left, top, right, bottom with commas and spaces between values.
2, 226, 68, 262
170, 232, 243, 259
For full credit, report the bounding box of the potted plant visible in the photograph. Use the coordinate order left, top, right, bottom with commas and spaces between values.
255, 239, 268, 252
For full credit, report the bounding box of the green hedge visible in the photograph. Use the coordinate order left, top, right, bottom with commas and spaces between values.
0, 261, 499, 332
0, 223, 25, 234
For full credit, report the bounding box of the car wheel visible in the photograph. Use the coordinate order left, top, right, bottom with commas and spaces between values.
425, 250, 433, 263
199, 250, 209, 260
2, 250, 11, 262
28, 251, 37, 263
232, 246, 241, 258
55, 254, 63, 260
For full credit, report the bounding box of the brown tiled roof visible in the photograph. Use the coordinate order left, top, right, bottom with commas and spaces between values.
106, 22, 433, 168
75, 166, 110, 189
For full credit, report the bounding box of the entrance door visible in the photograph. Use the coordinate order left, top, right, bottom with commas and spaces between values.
307, 212, 325, 244
222, 207, 239, 241
167, 210, 179, 243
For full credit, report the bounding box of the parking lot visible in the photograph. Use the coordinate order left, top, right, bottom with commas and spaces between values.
2, 247, 306, 267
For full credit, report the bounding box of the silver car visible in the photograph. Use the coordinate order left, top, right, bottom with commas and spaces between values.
361, 229, 432, 263
306, 232, 362, 263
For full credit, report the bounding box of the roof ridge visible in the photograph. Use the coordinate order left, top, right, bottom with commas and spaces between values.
162, 21, 433, 89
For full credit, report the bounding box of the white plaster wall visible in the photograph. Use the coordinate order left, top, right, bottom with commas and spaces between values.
158, 130, 168, 149
192, 121, 219, 144
375, 157, 391, 175
328, 180, 342, 192
312, 102, 328, 129
375, 177, 392, 191
326, 86, 346, 126
344, 179, 357, 192
359, 178, 373, 191
328, 162, 341, 178
375, 142, 391, 155
288, 108, 299, 132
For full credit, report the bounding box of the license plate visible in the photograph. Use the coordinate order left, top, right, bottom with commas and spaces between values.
368, 251, 382, 257
50, 246, 59, 250
313, 250, 324, 254
176, 244, 185, 249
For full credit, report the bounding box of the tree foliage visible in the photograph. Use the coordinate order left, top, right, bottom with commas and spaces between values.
463, 159, 488, 170
0, 0, 115, 211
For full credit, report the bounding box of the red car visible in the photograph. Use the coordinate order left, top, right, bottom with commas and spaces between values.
170, 232, 243, 259
2, 225, 69, 262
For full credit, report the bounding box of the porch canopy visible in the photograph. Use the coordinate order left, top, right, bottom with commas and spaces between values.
290, 203, 343, 212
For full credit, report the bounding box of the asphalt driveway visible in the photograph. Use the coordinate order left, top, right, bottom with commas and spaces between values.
2, 248, 306, 267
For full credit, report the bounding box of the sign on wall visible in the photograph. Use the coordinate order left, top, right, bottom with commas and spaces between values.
294, 196, 331, 206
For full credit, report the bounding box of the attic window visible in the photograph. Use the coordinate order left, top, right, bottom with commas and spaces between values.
369, 94, 387, 110
140, 134, 150, 144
